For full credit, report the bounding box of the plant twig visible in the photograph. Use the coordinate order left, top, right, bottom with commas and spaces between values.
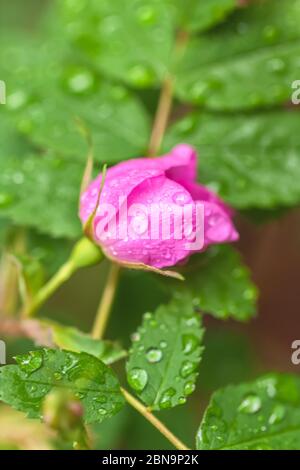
121, 388, 190, 450
148, 76, 174, 158
91, 263, 120, 339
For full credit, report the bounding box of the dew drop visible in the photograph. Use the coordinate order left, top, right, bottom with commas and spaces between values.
190, 81, 210, 104
180, 360, 196, 378
172, 191, 190, 206
268, 404, 286, 425
159, 388, 176, 409
243, 287, 256, 301
159, 340, 167, 349
136, 5, 156, 24
127, 64, 156, 87
53, 372, 62, 381
263, 25, 279, 43
267, 57, 286, 73
146, 347, 163, 363
130, 332, 141, 342
127, 368, 148, 392
63, 67, 96, 95
238, 395, 262, 414
182, 334, 198, 354
16, 350, 43, 375
184, 381, 196, 396
0, 193, 14, 208
7, 90, 28, 110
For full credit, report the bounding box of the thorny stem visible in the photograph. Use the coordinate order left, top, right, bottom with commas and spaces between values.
91, 262, 120, 339
121, 388, 190, 451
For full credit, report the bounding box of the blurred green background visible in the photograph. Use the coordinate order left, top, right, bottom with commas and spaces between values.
0, 0, 300, 450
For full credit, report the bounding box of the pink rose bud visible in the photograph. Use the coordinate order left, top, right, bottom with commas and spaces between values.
79, 145, 239, 269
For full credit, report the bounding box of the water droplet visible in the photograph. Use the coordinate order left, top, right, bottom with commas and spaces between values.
263, 25, 279, 43
178, 396, 187, 405
267, 57, 286, 73
206, 216, 232, 243
127, 368, 148, 392
184, 381, 196, 396
180, 360, 196, 378
63, 67, 96, 95
243, 287, 256, 301
12, 172, 24, 185
136, 5, 156, 24
127, 64, 156, 87
182, 334, 198, 354
269, 404, 286, 425
190, 81, 210, 104
7, 90, 28, 110
159, 340, 167, 349
93, 395, 107, 404
131, 332, 141, 342
146, 347, 163, 363
159, 388, 176, 409
16, 350, 43, 375
238, 395, 262, 414
54, 372, 62, 381
172, 191, 190, 206
0, 193, 14, 208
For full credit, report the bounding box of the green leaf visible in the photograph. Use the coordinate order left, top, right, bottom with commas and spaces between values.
126, 294, 204, 410
0, 152, 82, 239
60, 0, 237, 89
165, 110, 300, 209
176, 0, 300, 109
60, 0, 174, 88
0, 34, 150, 163
47, 322, 127, 365
0, 349, 125, 424
165, 246, 257, 321
197, 373, 300, 450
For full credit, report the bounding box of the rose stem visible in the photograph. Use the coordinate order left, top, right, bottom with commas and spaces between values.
121, 388, 190, 451
148, 76, 174, 158
91, 262, 120, 339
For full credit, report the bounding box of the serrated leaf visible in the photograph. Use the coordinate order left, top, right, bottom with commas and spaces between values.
47, 322, 127, 365
165, 110, 300, 209
0, 349, 125, 424
126, 295, 204, 410
0, 34, 150, 163
60, 0, 237, 90
197, 373, 300, 450
165, 246, 257, 321
60, 0, 173, 88
176, 0, 300, 109
0, 152, 82, 239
